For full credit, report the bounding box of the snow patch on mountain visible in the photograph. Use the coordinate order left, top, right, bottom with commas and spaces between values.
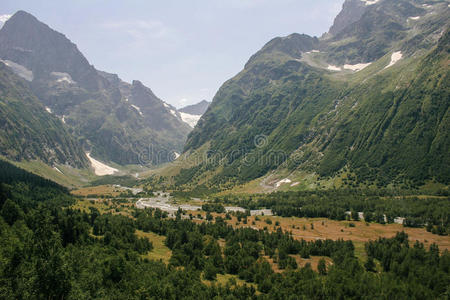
179, 112, 201, 128
0, 59, 33, 81
86, 152, 118, 176
384, 51, 403, 69
0, 14, 11, 22
53, 166, 63, 174
131, 105, 143, 116
361, 0, 380, 5
327, 65, 342, 71
51, 72, 75, 84
344, 62, 372, 71
0, 14, 11, 28
275, 178, 292, 188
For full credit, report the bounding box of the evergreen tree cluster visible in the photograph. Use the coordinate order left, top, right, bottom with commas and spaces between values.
217, 190, 450, 235
0, 160, 449, 298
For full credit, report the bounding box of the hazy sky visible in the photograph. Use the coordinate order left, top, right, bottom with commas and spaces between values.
1, 0, 344, 108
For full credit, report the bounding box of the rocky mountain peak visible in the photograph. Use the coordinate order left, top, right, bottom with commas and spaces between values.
245, 33, 319, 68
0, 10, 191, 166
0, 10, 103, 91
130, 80, 161, 107
328, 0, 369, 36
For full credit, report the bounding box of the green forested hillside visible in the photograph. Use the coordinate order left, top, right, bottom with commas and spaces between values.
0, 63, 88, 168
182, 0, 450, 189
317, 31, 450, 185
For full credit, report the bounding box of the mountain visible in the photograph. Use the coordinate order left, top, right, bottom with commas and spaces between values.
328, 0, 367, 36
0, 11, 191, 166
179, 100, 210, 115
179, 0, 450, 190
0, 62, 88, 168
178, 100, 211, 128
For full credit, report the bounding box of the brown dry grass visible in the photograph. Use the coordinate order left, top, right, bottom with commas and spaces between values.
255, 217, 450, 251
71, 185, 122, 197
186, 212, 450, 251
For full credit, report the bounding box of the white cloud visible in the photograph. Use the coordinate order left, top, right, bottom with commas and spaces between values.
101, 19, 171, 41
225, 0, 296, 10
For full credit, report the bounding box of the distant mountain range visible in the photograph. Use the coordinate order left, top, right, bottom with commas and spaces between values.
180, 100, 210, 115
178, 100, 211, 128
0, 1, 448, 191
179, 0, 450, 190
0, 10, 192, 169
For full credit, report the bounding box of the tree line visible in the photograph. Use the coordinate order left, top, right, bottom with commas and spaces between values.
0, 159, 449, 299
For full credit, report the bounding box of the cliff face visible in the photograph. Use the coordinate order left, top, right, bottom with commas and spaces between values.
0, 11, 191, 166
328, 0, 367, 36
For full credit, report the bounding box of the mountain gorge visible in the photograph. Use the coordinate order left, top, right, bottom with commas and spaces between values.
180, 0, 449, 190
0, 11, 191, 168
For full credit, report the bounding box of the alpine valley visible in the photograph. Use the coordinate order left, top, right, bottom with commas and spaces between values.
0, 1, 449, 299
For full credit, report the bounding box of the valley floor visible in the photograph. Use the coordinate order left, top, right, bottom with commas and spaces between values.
70, 188, 450, 252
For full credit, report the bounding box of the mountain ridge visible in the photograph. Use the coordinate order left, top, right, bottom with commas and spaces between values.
0, 10, 191, 167
179, 0, 450, 190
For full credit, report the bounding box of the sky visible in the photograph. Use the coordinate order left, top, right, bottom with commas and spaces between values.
0, 0, 344, 108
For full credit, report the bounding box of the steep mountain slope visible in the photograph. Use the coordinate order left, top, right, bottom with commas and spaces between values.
0, 62, 88, 168
179, 100, 211, 128
315, 29, 449, 186
180, 0, 449, 190
0, 11, 191, 166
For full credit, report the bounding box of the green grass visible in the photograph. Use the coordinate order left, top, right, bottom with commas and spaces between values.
202, 273, 258, 292
353, 241, 368, 263
6, 157, 95, 189
137, 230, 172, 264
